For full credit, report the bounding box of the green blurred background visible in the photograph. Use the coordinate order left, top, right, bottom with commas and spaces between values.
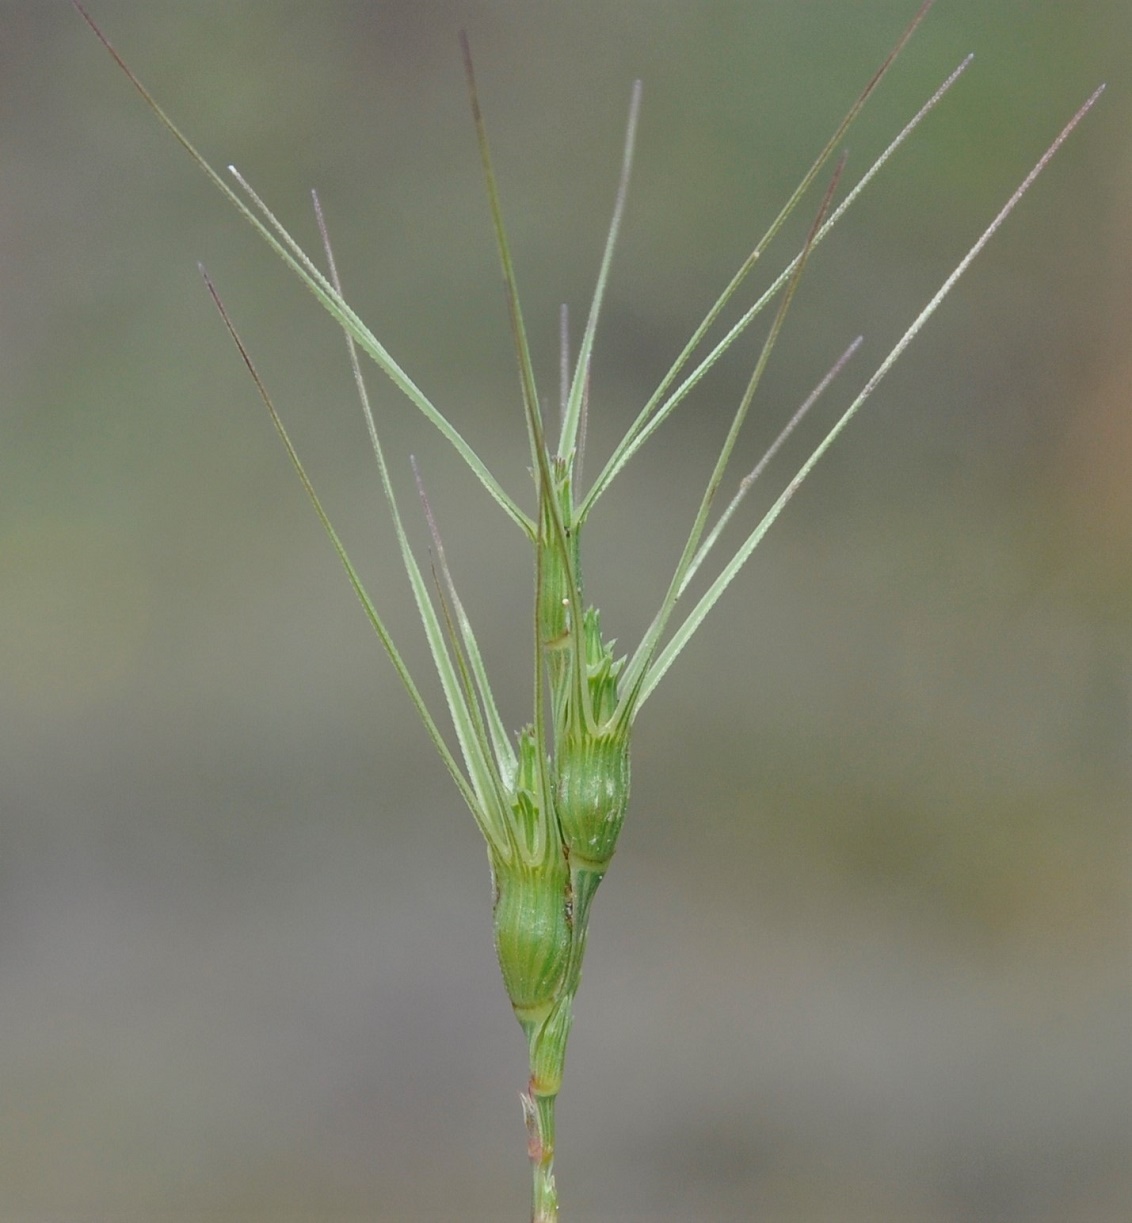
2, 2, 1129, 1219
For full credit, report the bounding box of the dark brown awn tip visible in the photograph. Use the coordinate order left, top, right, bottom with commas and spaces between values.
458, 30, 482, 126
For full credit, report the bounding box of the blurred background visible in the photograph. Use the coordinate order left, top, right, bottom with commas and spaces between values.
2, 2, 1129, 1219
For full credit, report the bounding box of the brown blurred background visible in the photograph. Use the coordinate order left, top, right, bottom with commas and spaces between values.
2, 2, 1129, 1219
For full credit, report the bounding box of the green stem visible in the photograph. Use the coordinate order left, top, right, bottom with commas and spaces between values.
516, 863, 606, 1222
520, 992, 572, 1223
525, 1089, 558, 1223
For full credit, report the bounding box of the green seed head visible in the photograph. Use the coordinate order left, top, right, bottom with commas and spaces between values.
555, 730, 631, 873
552, 606, 630, 874
492, 854, 572, 1016
75, 8, 1103, 1220
493, 727, 572, 1016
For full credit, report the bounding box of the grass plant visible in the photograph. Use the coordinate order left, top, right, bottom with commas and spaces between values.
76, 3, 1102, 1218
